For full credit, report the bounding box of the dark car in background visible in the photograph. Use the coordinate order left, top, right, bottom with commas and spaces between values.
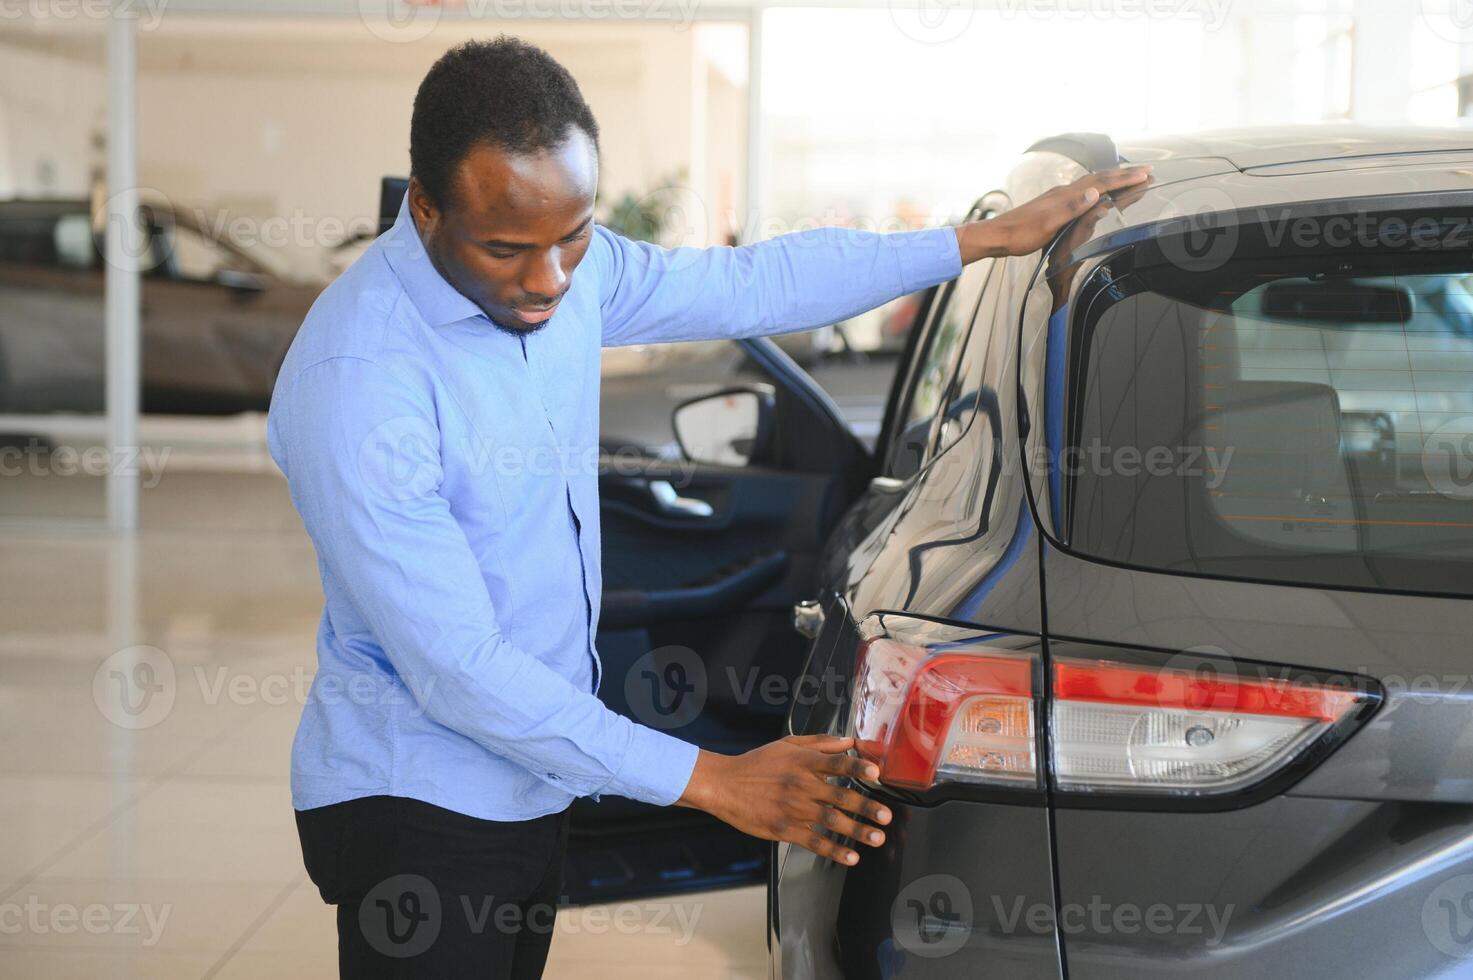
0, 198, 319, 415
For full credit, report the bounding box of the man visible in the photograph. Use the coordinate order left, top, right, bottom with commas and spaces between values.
269, 36, 1148, 980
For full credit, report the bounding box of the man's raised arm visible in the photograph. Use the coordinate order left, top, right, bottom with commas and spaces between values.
596, 166, 1152, 347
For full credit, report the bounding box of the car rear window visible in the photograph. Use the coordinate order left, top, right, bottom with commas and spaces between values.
1062, 235, 1473, 596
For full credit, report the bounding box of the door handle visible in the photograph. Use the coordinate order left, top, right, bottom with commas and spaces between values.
792, 599, 825, 638
648, 480, 714, 518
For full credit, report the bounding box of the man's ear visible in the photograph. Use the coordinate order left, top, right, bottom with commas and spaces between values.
406, 177, 439, 235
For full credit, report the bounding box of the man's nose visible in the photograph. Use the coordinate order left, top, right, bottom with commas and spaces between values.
522, 250, 567, 301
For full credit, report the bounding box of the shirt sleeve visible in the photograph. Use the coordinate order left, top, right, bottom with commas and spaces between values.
270, 355, 700, 806
594, 223, 963, 347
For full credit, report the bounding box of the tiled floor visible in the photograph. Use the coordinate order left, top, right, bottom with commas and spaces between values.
0, 463, 767, 979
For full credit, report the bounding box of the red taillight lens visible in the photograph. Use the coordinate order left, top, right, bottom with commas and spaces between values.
851, 618, 1038, 791
846, 615, 1376, 801
1051, 656, 1373, 796
1054, 661, 1361, 723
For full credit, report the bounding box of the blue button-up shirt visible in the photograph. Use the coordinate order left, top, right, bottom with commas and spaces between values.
267, 194, 961, 821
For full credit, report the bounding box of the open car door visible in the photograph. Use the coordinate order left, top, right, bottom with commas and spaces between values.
566, 336, 876, 904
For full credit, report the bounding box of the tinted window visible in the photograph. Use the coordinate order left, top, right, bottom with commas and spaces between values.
886, 258, 991, 480
1065, 249, 1473, 596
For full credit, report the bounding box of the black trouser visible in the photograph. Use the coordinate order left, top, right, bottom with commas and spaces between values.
295, 795, 570, 979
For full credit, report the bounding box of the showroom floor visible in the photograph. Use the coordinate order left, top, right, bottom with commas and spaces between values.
0, 453, 767, 978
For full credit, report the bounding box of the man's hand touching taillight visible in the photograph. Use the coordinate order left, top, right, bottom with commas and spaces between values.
676, 734, 893, 866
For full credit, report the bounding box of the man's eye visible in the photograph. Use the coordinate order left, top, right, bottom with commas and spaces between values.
485, 248, 518, 260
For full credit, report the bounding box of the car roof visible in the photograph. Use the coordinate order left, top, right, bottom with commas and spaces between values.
1116, 125, 1473, 170
1013, 125, 1473, 255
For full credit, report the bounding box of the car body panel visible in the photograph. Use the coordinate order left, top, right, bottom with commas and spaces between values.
1016, 133, 1473, 977
775, 797, 1063, 980
1050, 795, 1473, 978
1069, 157, 1473, 261
775, 126, 1473, 979
775, 228, 1063, 974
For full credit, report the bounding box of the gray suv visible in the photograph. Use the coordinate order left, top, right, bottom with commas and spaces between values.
770, 126, 1473, 979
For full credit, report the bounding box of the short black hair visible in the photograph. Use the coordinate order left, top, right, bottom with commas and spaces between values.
409, 36, 600, 209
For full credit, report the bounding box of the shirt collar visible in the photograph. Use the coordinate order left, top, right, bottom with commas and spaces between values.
381, 191, 486, 328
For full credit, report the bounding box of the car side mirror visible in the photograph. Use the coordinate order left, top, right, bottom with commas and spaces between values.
672, 385, 775, 467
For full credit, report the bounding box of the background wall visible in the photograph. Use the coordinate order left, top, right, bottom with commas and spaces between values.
2, 0, 1469, 263
0, 0, 1469, 289
0, 17, 748, 275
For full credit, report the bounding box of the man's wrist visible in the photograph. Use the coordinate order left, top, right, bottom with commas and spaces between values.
675, 748, 723, 812
954, 221, 1008, 265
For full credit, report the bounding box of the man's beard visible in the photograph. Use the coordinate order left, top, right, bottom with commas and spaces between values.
484, 308, 553, 338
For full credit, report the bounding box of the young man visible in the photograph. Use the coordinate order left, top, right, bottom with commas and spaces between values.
269, 36, 1149, 980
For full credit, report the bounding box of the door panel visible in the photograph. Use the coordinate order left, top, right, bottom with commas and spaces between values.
1044, 540, 1473, 976
773, 249, 1064, 977
568, 336, 874, 904
1052, 796, 1473, 978
1030, 208, 1473, 974
777, 794, 1064, 980
565, 458, 848, 904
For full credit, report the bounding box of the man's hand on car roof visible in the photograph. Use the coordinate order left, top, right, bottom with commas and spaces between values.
956, 165, 1153, 262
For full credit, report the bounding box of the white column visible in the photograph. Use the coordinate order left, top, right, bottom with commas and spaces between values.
105, 8, 140, 531
1351, 0, 1414, 123
745, 4, 764, 238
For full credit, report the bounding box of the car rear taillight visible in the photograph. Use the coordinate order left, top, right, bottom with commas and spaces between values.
847, 615, 1379, 802
851, 616, 1039, 791
1050, 657, 1375, 796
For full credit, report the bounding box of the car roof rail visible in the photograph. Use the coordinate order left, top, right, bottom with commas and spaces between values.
1025, 133, 1123, 172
